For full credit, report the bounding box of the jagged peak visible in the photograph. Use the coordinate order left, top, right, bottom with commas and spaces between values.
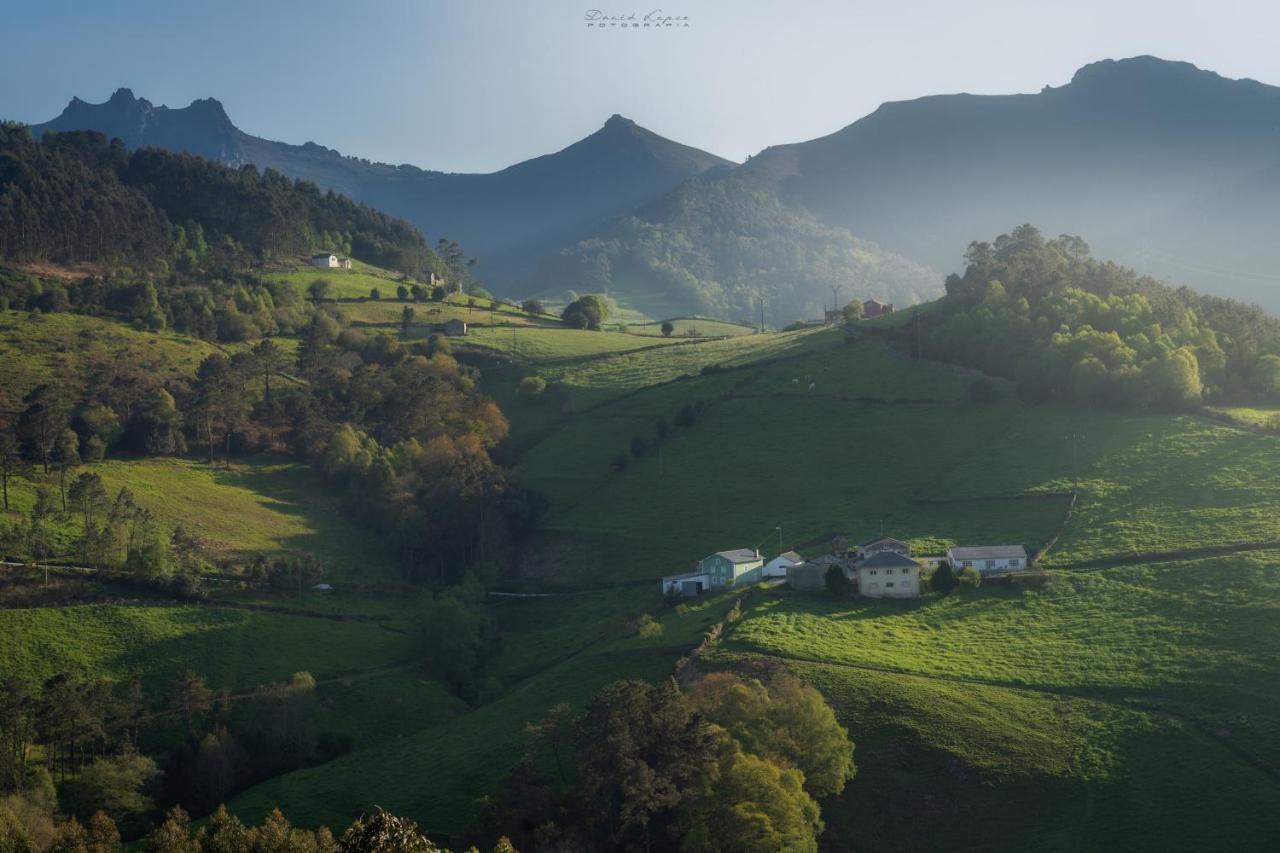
108, 87, 137, 104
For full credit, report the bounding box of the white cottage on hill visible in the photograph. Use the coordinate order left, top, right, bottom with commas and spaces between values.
763, 550, 802, 579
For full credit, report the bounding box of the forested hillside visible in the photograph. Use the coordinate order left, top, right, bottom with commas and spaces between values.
911, 225, 1280, 408
530, 169, 938, 322
0, 123, 436, 275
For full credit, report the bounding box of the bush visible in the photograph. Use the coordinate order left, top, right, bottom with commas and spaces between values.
661, 320, 675, 336
930, 560, 957, 595
958, 566, 982, 589
825, 564, 850, 599
628, 613, 664, 639
517, 376, 547, 398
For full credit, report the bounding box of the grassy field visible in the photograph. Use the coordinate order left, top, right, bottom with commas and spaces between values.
5, 456, 403, 583
0, 603, 416, 692
624, 317, 759, 338
501, 329, 1280, 584
224, 587, 742, 834
0, 310, 224, 416
705, 551, 1280, 851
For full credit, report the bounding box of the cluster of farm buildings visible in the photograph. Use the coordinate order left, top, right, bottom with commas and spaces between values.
660, 536, 1029, 599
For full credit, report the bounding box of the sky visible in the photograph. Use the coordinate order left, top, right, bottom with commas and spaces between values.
2, 0, 1276, 173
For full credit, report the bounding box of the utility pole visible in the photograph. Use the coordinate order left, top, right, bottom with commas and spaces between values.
829, 284, 842, 319
760, 297, 765, 334
775, 525, 782, 556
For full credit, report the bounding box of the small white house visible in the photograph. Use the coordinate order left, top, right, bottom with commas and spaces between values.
763, 550, 802, 579
947, 545, 1029, 573
661, 571, 710, 597
311, 253, 339, 269
855, 551, 921, 598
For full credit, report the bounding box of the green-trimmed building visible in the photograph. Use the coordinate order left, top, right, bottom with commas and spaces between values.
698, 549, 764, 588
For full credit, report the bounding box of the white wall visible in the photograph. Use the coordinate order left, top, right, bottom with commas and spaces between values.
858, 566, 920, 598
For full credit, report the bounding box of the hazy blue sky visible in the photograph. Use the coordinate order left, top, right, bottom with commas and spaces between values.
2, 0, 1274, 172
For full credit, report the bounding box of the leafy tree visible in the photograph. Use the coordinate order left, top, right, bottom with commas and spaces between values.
825, 564, 850, 599
685, 671, 854, 799
930, 560, 957, 595
338, 808, 442, 852
680, 744, 822, 853
400, 306, 416, 337
68, 473, 108, 529
396, 285, 409, 301
306, 279, 332, 304
251, 339, 291, 405
841, 299, 864, 323
521, 299, 544, 315
0, 430, 29, 512
431, 285, 447, 302
169, 671, 212, 733
17, 384, 71, 474
958, 566, 982, 589
54, 428, 81, 513
661, 320, 675, 336
369, 288, 381, 301
62, 752, 160, 833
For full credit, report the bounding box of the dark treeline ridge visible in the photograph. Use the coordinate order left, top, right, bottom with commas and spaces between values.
914, 225, 1280, 409
0, 122, 436, 276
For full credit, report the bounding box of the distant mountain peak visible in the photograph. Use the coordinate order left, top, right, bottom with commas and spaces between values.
604, 113, 635, 128
1067, 55, 1223, 89
108, 87, 138, 104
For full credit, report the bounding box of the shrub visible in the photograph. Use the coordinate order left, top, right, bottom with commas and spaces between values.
370, 287, 381, 300
661, 320, 675, 336
958, 566, 982, 589
517, 376, 547, 398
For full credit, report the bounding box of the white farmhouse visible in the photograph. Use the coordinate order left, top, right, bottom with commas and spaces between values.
855, 551, 921, 598
762, 550, 802, 579
311, 253, 339, 268
947, 545, 1028, 573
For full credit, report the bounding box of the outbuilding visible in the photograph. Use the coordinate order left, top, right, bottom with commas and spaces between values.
763, 550, 802, 579
947, 545, 1029, 573
661, 571, 710, 597
786, 562, 829, 593
444, 319, 468, 336
311, 253, 338, 268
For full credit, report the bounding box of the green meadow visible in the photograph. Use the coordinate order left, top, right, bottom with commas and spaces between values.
0, 603, 416, 692
0, 310, 224, 414
5, 456, 403, 583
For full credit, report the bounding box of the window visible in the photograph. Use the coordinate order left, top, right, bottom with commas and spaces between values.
870, 570, 878, 576
886, 582, 895, 588
901, 568, 909, 574
985, 560, 995, 570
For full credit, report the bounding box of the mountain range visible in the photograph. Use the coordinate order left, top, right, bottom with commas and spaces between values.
24, 55, 1280, 317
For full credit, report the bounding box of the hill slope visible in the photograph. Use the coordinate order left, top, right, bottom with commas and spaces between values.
31, 93, 733, 288
738, 55, 1280, 308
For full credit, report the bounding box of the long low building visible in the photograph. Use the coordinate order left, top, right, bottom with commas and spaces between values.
947, 544, 1029, 573
661, 571, 710, 597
